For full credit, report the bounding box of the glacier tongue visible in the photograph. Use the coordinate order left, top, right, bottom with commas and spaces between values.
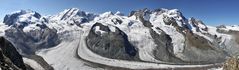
37, 31, 103, 70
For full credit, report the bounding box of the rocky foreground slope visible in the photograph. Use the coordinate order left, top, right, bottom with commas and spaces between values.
223, 56, 239, 70
0, 37, 33, 70
0, 8, 239, 70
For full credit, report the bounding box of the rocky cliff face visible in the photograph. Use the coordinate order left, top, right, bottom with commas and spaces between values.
86, 23, 138, 60
0, 37, 27, 70
223, 56, 239, 70
128, 8, 226, 64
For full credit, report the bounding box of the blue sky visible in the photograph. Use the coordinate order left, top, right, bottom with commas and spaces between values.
0, 0, 238, 26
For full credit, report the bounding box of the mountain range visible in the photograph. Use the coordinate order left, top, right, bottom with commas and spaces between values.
0, 8, 239, 70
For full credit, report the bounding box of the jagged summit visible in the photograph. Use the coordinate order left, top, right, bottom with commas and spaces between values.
128, 8, 189, 27
99, 11, 114, 17
115, 11, 124, 16
49, 8, 96, 26
188, 17, 208, 32
54, 8, 82, 20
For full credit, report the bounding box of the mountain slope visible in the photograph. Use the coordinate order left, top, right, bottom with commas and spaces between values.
3, 10, 60, 55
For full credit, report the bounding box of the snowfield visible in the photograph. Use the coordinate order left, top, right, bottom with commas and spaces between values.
23, 58, 44, 70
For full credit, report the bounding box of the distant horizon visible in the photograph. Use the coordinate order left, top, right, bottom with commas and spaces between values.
0, 0, 239, 26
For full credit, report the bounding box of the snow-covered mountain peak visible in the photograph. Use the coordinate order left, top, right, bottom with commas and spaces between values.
62, 8, 80, 15
51, 8, 79, 20
129, 8, 151, 17
99, 11, 114, 18
188, 17, 208, 32
129, 8, 187, 27
94, 11, 129, 26
9, 10, 41, 18
162, 9, 188, 27
115, 11, 124, 16
141, 8, 182, 17
149, 8, 192, 31
49, 8, 96, 26
166, 9, 180, 14
164, 9, 184, 20
3, 10, 42, 26
3, 10, 59, 55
